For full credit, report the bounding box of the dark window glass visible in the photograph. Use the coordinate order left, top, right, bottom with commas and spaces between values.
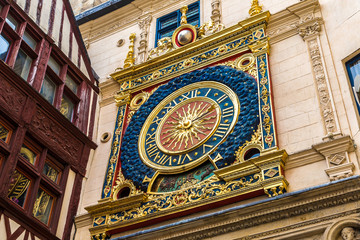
20, 144, 38, 165
5, 14, 18, 30
40, 75, 56, 104
14, 49, 32, 80
0, 122, 11, 143
0, 35, 11, 61
60, 95, 74, 121
33, 189, 54, 225
43, 162, 60, 184
65, 75, 78, 93
346, 54, 360, 111
47, 56, 61, 75
8, 170, 31, 207
23, 31, 37, 49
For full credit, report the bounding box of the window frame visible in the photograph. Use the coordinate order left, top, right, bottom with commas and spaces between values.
7, 136, 67, 229
346, 52, 360, 113
39, 51, 82, 122
155, 1, 200, 47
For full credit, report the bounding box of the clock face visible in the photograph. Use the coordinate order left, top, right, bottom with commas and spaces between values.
138, 81, 240, 174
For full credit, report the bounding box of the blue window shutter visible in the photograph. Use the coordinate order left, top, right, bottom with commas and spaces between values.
155, 1, 200, 47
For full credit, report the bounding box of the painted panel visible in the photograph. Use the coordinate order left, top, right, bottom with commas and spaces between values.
56, 170, 76, 237
52, 0, 63, 46
71, 37, 79, 66
16, 0, 26, 9
40, 0, 52, 34
61, 11, 71, 59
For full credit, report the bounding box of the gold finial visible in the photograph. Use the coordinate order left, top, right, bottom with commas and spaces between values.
180, 5, 188, 25
123, 33, 136, 69
249, 0, 263, 16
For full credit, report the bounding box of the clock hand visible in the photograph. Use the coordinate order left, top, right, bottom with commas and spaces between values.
192, 104, 216, 122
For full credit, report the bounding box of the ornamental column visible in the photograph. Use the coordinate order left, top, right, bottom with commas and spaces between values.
137, 15, 152, 64
297, 20, 341, 139
296, 16, 356, 180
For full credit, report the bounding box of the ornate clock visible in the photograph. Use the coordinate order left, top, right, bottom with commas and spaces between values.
120, 66, 260, 191
138, 81, 240, 174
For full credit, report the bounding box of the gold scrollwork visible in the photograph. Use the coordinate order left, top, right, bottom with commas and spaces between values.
114, 91, 130, 106
198, 20, 225, 39
108, 174, 260, 225
258, 55, 274, 147
218, 53, 257, 78
148, 37, 174, 60
127, 86, 160, 124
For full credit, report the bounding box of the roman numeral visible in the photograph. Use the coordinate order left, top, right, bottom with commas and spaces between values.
222, 106, 234, 118
203, 144, 213, 154
153, 115, 163, 125
204, 88, 212, 97
163, 99, 178, 113
146, 131, 156, 144
216, 94, 228, 103
147, 143, 158, 157
182, 90, 198, 100
157, 154, 172, 166
177, 154, 193, 165
214, 123, 230, 137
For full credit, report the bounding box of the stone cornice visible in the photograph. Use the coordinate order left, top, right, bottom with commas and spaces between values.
115, 176, 360, 240
267, 0, 321, 44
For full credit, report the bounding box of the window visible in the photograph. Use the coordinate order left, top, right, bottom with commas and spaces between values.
155, 1, 200, 46
40, 75, 57, 104
60, 95, 75, 121
346, 53, 360, 112
0, 120, 12, 144
14, 49, 32, 80
47, 56, 61, 75
0, 3, 89, 130
0, 34, 11, 61
23, 31, 37, 50
19, 141, 39, 165
7, 137, 65, 227
39, 55, 81, 121
8, 170, 31, 208
5, 13, 19, 31
33, 188, 55, 225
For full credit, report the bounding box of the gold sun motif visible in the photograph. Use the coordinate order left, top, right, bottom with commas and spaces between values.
159, 100, 219, 153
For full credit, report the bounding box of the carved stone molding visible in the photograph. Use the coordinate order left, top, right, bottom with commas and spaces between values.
313, 136, 355, 181
323, 218, 360, 240
297, 19, 341, 139
267, 0, 321, 44
211, 0, 222, 25
298, 21, 321, 40
137, 15, 152, 64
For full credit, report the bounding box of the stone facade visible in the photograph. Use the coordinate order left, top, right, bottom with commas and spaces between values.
72, 0, 360, 239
